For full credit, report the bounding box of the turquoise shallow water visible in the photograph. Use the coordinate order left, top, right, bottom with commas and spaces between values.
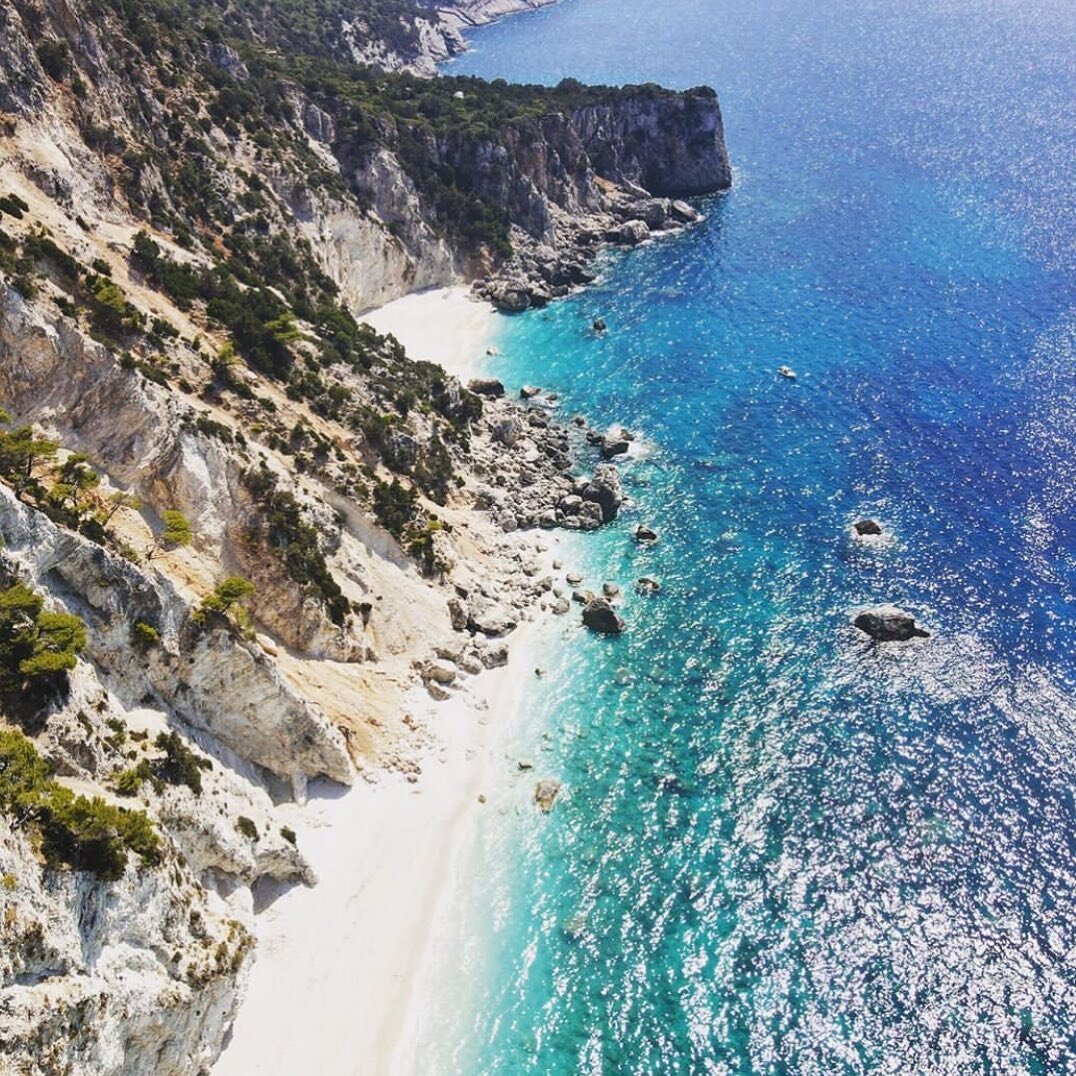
428, 1, 1076, 1071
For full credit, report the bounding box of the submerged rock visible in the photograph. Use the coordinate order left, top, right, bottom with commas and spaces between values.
535, 779, 562, 812
854, 605, 929, 641
562, 912, 588, 940
582, 598, 626, 634
636, 577, 662, 595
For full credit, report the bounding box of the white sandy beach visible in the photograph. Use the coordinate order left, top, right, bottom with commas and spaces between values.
214, 557, 566, 1076
361, 286, 498, 382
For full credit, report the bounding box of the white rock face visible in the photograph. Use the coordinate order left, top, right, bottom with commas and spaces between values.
285, 152, 461, 314
0, 486, 353, 784
0, 646, 318, 1075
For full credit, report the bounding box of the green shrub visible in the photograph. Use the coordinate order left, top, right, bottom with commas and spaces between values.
235, 816, 258, 840
154, 731, 209, 795
35, 40, 70, 81
242, 466, 350, 625
148, 510, 192, 558
193, 576, 255, 630
371, 478, 416, 538
114, 759, 154, 796
131, 621, 160, 650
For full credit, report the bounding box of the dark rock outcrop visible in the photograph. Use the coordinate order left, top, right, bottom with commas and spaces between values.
854, 606, 929, 641
854, 519, 883, 536
468, 377, 506, 397
582, 597, 626, 634
581, 464, 624, 523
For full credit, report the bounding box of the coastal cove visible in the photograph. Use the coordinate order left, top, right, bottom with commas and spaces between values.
3, 0, 1068, 1067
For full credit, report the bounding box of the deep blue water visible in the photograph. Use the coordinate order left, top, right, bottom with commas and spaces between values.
431, 1, 1076, 1071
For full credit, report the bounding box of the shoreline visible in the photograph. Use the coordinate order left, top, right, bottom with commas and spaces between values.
213, 511, 570, 1075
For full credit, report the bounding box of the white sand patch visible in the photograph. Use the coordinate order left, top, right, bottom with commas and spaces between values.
360, 286, 498, 381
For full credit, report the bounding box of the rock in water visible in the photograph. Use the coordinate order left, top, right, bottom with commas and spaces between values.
520, 384, 542, 399
618, 219, 651, 245
467, 377, 506, 397
582, 598, 626, 634
600, 438, 630, 459
592, 317, 607, 333
634, 524, 658, 543
581, 464, 624, 523
853, 519, 883, 536
562, 912, 588, 940
854, 605, 929, 641
535, 779, 561, 812
636, 577, 662, 595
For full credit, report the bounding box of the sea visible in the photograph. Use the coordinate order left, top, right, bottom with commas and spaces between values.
416, 0, 1076, 1071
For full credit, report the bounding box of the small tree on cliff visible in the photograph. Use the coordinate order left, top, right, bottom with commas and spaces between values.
0, 410, 59, 502
0, 582, 87, 719
193, 576, 255, 633
147, 510, 191, 560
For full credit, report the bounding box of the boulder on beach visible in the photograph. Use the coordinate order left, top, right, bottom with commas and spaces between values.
447, 597, 468, 633
467, 377, 506, 397
479, 642, 510, 669
424, 659, 458, 685
535, 779, 561, 812
582, 597, 626, 634
575, 502, 604, 530
854, 519, 883, 536
493, 416, 525, 447
468, 597, 518, 637
854, 605, 930, 641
